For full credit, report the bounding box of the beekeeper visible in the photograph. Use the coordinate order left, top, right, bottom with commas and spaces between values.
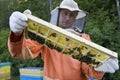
8, 0, 119, 80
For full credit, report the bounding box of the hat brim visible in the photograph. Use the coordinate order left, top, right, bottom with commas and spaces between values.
59, 6, 81, 12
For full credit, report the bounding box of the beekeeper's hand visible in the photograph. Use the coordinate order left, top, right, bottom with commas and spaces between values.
94, 58, 119, 73
9, 9, 31, 33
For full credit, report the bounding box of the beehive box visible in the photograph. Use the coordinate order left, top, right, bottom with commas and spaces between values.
20, 67, 43, 80
24, 14, 118, 68
0, 62, 11, 80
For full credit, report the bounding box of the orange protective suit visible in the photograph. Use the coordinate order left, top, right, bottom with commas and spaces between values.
8, 31, 104, 80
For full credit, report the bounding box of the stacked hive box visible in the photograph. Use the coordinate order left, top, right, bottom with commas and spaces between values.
0, 62, 11, 80
20, 67, 43, 80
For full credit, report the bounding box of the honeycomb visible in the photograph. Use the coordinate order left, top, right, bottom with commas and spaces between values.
25, 14, 117, 68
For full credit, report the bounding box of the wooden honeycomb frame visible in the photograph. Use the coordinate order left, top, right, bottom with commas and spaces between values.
25, 14, 118, 68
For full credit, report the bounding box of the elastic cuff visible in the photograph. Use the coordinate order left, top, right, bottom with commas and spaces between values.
10, 31, 24, 42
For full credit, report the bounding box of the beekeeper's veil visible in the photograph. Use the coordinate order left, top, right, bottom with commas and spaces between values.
50, 0, 88, 33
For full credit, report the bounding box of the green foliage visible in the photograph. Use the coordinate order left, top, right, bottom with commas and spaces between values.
86, 8, 119, 49
0, 28, 11, 62
14, 0, 51, 21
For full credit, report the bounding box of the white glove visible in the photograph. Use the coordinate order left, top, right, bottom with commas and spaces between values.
9, 9, 31, 33
94, 58, 119, 73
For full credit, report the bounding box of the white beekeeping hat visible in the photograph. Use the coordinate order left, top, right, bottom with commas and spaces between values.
59, 0, 80, 11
